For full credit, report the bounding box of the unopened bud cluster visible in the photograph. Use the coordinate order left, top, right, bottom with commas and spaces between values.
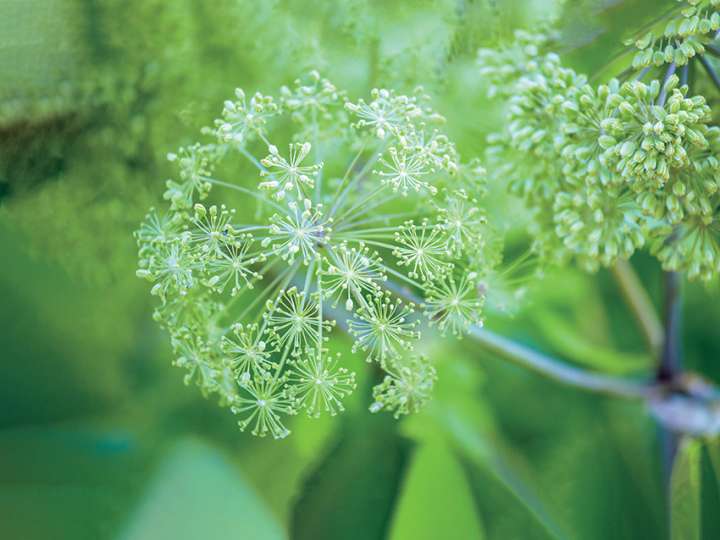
480, 30, 720, 280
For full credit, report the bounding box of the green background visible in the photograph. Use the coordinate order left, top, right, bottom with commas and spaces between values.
1, 1, 719, 538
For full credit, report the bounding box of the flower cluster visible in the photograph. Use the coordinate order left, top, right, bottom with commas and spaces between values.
136, 72, 491, 438
476, 30, 555, 99
629, 1, 720, 68
480, 31, 720, 280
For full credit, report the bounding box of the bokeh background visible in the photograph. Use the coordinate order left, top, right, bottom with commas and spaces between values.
1, 1, 719, 538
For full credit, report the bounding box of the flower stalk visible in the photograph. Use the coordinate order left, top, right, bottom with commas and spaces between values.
465, 324, 654, 399
658, 270, 684, 486
611, 260, 663, 356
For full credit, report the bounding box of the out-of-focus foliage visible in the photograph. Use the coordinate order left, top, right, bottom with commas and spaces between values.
2, 0, 720, 539
671, 438, 702, 540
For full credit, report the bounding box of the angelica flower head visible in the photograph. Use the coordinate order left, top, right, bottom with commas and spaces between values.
483, 31, 720, 281
136, 71, 492, 438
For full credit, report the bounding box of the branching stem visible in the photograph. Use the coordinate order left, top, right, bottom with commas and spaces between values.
382, 280, 654, 399
465, 324, 654, 399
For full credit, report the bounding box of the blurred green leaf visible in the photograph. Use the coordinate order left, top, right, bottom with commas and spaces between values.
0, 426, 158, 540
0, 0, 90, 125
118, 437, 284, 540
561, 0, 675, 74
460, 449, 567, 540
532, 309, 650, 375
707, 437, 720, 491
388, 435, 485, 540
0, 219, 137, 426
430, 360, 569, 540
238, 413, 339, 522
671, 438, 702, 540
536, 402, 663, 540
701, 440, 720, 539
290, 414, 411, 540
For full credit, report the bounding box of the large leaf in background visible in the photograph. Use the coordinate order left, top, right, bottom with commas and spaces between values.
603, 401, 665, 534
0, 426, 159, 540
290, 413, 411, 540
237, 412, 340, 523
531, 309, 650, 375
707, 438, 720, 492
0, 416, 294, 538
537, 400, 663, 540
388, 435, 485, 540
118, 438, 284, 540
701, 439, 720, 539
671, 438, 702, 540
423, 349, 570, 540
458, 436, 568, 540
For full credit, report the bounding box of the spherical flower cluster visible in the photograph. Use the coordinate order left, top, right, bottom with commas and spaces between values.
601, 78, 713, 191
136, 72, 491, 438
484, 32, 720, 279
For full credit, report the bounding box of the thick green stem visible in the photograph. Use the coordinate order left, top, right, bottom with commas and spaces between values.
382, 281, 653, 399
465, 324, 654, 399
658, 271, 682, 384
658, 270, 683, 487
319, 276, 719, 436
